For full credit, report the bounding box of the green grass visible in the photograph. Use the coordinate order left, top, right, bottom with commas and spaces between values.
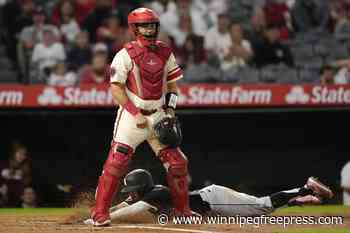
274, 205, 350, 215
273, 230, 350, 233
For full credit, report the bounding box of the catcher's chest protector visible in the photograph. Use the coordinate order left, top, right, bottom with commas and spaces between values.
125, 41, 172, 100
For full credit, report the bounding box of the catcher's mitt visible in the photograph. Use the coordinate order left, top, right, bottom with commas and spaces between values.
154, 117, 182, 148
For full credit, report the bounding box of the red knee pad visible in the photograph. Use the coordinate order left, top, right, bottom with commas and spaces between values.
103, 142, 133, 177
159, 147, 188, 177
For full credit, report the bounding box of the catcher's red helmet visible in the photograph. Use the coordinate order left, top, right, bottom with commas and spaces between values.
128, 8, 160, 47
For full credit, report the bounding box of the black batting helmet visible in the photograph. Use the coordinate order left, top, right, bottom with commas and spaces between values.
121, 169, 154, 194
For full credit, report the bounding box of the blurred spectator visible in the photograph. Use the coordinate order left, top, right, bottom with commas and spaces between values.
21, 187, 38, 208
79, 43, 109, 84
96, 10, 130, 59
178, 0, 211, 36
146, 0, 168, 15
48, 62, 78, 86
263, 0, 292, 40
220, 23, 253, 71
52, 0, 81, 44
204, 13, 231, 62
179, 33, 215, 83
158, 30, 177, 50
18, 6, 60, 81
331, 59, 350, 84
160, 0, 209, 39
19, 6, 60, 52
177, 34, 206, 69
330, 0, 350, 38
82, 0, 113, 42
1, 0, 35, 64
31, 29, 66, 80
0, 143, 32, 207
67, 31, 92, 71
75, 0, 96, 24
200, 0, 228, 27
320, 65, 336, 85
341, 161, 350, 205
172, 14, 195, 47
252, 24, 294, 68
320, 60, 350, 84
248, 7, 266, 45
0, 182, 8, 207
291, 0, 330, 33
12, 0, 35, 34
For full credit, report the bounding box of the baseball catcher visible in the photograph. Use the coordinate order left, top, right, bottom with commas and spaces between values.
85, 169, 334, 224
91, 7, 192, 226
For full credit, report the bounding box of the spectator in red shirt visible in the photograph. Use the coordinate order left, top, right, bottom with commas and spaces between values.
79, 43, 109, 84
263, 0, 292, 40
76, 0, 96, 24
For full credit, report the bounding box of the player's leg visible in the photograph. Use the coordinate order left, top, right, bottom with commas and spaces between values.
92, 108, 148, 226
148, 136, 192, 215
198, 177, 333, 217
270, 187, 315, 208
198, 184, 275, 216
271, 177, 333, 208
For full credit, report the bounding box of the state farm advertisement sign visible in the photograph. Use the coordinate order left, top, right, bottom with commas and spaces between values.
0, 84, 350, 108
285, 86, 350, 105
37, 86, 114, 106
178, 85, 273, 106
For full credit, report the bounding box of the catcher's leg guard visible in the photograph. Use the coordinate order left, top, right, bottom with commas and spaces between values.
159, 147, 191, 215
93, 141, 133, 223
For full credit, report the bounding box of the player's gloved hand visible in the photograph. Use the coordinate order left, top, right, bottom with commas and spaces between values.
135, 113, 148, 129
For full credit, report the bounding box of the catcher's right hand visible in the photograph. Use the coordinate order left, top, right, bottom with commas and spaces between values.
135, 113, 148, 129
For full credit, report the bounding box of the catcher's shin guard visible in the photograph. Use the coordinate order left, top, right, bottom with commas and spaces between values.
159, 147, 191, 214
93, 141, 133, 222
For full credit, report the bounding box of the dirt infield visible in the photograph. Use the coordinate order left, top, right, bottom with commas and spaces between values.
0, 208, 349, 233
